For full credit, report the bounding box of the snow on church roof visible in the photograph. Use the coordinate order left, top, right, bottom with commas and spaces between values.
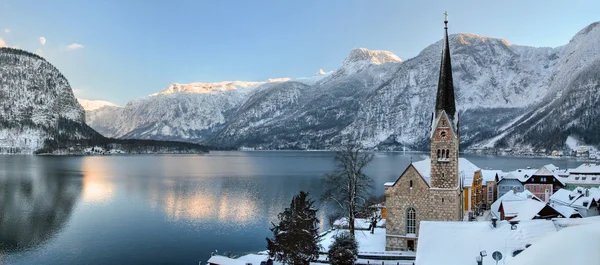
416, 220, 558, 265
409, 158, 480, 186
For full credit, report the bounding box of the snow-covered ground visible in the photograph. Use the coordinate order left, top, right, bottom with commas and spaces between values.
332, 217, 386, 230
319, 228, 413, 256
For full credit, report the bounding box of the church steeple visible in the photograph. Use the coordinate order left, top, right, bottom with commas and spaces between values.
435, 14, 456, 120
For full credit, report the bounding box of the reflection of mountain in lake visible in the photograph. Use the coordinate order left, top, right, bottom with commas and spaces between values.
0, 157, 82, 253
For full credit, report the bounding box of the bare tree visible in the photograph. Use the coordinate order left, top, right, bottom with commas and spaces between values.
322, 143, 374, 236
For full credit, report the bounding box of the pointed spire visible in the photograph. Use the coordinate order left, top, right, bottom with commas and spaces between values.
435, 12, 456, 120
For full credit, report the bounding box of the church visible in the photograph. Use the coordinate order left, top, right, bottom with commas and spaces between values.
384, 18, 466, 251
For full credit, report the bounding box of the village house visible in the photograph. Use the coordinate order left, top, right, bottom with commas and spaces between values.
460, 161, 483, 216
550, 187, 600, 217
384, 18, 465, 251
563, 162, 600, 190
522, 165, 565, 202
490, 189, 563, 221
481, 170, 504, 209
496, 169, 536, 197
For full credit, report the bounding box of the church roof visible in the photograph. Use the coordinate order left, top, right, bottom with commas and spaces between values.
410, 157, 480, 187
435, 20, 456, 120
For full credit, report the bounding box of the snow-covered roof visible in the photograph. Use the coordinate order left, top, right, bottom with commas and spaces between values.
499, 169, 537, 183
569, 163, 600, 174
506, 223, 600, 265
560, 173, 600, 185
549, 203, 581, 218
550, 187, 600, 209
501, 200, 550, 221
237, 254, 269, 265
409, 158, 480, 187
416, 220, 558, 265
411, 159, 432, 184
207, 255, 249, 265
384, 182, 395, 187
460, 159, 481, 188
552, 215, 600, 230
481, 169, 504, 183
491, 190, 540, 219
529, 165, 565, 185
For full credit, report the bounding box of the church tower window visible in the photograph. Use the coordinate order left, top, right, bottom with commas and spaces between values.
406, 208, 416, 234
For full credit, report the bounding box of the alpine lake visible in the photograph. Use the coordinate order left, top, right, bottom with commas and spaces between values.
0, 151, 584, 264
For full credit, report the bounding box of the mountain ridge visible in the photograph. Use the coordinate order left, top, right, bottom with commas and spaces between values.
79, 22, 600, 152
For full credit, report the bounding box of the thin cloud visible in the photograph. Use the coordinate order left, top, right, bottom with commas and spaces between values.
66, 43, 84, 51
72, 88, 83, 95
0, 38, 6, 47
3, 28, 9, 33
39, 37, 46, 45
35, 49, 43, 56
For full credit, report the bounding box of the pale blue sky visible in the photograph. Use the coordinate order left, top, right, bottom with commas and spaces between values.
1, 0, 598, 105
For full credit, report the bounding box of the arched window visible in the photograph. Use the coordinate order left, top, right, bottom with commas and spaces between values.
409, 180, 413, 189
446, 149, 450, 158
437, 149, 441, 159
406, 208, 416, 234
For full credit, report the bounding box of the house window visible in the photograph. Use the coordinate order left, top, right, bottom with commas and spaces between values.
575, 177, 580, 180
593, 177, 597, 181
406, 208, 416, 234
446, 149, 450, 158
410, 180, 413, 189
437, 149, 441, 159
582, 177, 587, 181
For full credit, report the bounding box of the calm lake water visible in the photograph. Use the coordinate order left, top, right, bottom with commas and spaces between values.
0, 151, 583, 264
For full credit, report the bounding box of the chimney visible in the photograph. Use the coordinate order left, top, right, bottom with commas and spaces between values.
491, 217, 498, 228
585, 188, 590, 197
544, 188, 550, 203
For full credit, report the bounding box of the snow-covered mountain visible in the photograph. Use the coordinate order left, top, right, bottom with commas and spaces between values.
0, 48, 100, 153
81, 22, 600, 151
78, 99, 119, 111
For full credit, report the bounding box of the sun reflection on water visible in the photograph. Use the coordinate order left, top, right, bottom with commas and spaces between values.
81, 157, 114, 204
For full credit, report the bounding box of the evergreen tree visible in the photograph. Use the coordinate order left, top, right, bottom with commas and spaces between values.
266, 191, 321, 265
327, 232, 358, 265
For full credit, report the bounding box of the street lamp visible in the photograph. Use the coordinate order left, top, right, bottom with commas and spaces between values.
476, 250, 487, 265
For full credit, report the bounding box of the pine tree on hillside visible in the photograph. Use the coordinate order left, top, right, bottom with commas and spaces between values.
327, 232, 358, 265
266, 191, 321, 265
